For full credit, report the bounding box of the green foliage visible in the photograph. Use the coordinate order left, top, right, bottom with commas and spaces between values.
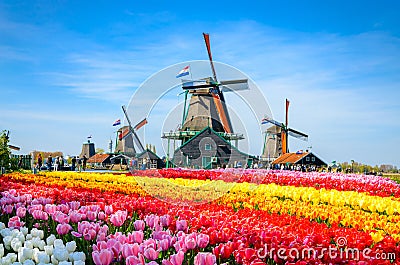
0, 130, 11, 171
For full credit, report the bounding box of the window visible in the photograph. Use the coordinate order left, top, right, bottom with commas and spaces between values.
311, 157, 315, 162
205, 143, 212, 150
306, 157, 310, 162
202, 156, 212, 169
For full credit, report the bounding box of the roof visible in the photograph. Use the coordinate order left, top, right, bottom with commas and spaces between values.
135, 149, 161, 160
272, 152, 309, 164
177, 126, 256, 159
87, 154, 111, 163
110, 154, 133, 161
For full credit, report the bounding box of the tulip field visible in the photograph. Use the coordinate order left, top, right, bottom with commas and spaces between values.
1, 169, 400, 265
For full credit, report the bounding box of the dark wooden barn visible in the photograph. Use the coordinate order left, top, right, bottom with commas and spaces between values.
272, 152, 327, 169
172, 127, 256, 169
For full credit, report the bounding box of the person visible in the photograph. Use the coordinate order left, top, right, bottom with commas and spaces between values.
77, 157, 82, 172
37, 154, 43, 171
47, 155, 52, 171
82, 155, 87, 171
71, 156, 76, 171
54, 157, 59, 171
59, 156, 64, 171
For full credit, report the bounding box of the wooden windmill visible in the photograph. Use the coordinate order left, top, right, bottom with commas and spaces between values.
262, 99, 308, 160
163, 33, 254, 169
114, 105, 147, 156
178, 33, 248, 140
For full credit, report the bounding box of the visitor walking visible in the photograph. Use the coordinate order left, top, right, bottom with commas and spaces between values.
37, 154, 43, 171
47, 155, 52, 171
54, 157, 59, 171
59, 156, 64, 171
71, 156, 76, 171
82, 155, 87, 171
77, 157, 82, 172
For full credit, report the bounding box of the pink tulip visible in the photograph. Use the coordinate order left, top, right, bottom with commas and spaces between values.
16, 206, 26, 218
32, 210, 48, 221
144, 247, 159, 261
69, 210, 82, 223
56, 223, 72, 235
92, 249, 113, 265
87, 210, 97, 221
176, 220, 187, 232
52, 211, 70, 224
194, 252, 216, 265
8, 216, 24, 229
68, 201, 80, 210
104, 205, 113, 215
184, 235, 197, 250
159, 239, 170, 251
169, 251, 185, 265
130, 231, 144, 244
160, 214, 172, 227
196, 234, 209, 248
3, 205, 13, 214
98, 211, 106, 220
126, 253, 145, 265
134, 220, 145, 231
44, 204, 57, 214
110, 210, 127, 227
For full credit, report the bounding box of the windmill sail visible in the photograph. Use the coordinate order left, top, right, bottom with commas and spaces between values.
287, 128, 308, 141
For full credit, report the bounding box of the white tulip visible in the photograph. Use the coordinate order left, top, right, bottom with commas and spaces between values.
31, 237, 41, 248
46, 235, 56, 246
0, 243, 4, 258
0, 228, 11, 238
32, 248, 40, 263
11, 262, 22, 265
73, 261, 85, 265
70, 252, 85, 262
37, 230, 44, 240
53, 247, 69, 262
0, 222, 5, 230
51, 254, 59, 265
44, 245, 53, 256
65, 242, 76, 253
15, 232, 25, 245
30, 228, 39, 238
11, 238, 22, 252
36, 252, 50, 264
20, 227, 28, 236
22, 259, 35, 265
23, 241, 33, 249
53, 240, 64, 249
11, 229, 20, 238
37, 240, 46, 251
21, 247, 33, 260
3, 236, 12, 250
58, 261, 72, 265
25, 234, 32, 241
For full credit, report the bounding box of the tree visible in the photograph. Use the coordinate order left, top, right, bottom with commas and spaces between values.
0, 130, 11, 171
96, 148, 105, 154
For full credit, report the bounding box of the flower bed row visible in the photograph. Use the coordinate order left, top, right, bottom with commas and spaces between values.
1, 174, 399, 264
4, 172, 400, 240
133, 169, 400, 198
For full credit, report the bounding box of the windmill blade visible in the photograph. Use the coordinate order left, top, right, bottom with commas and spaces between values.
262, 117, 284, 128
203, 33, 218, 83
220, 79, 249, 92
132, 131, 145, 153
288, 128, 308, 141
122, 105, 133, 128
133, 118, 148, 131
212, 94, 232, 133
8, 144, 20, 151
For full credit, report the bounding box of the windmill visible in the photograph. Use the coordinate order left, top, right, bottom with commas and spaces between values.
178, 33, 249, 141
163, 33, 254, 169
262, 99, 308, 160
115, 105, 147, 156
4, 130, 20, 151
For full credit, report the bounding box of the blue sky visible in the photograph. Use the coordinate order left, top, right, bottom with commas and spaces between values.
1, 0, 399, 167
